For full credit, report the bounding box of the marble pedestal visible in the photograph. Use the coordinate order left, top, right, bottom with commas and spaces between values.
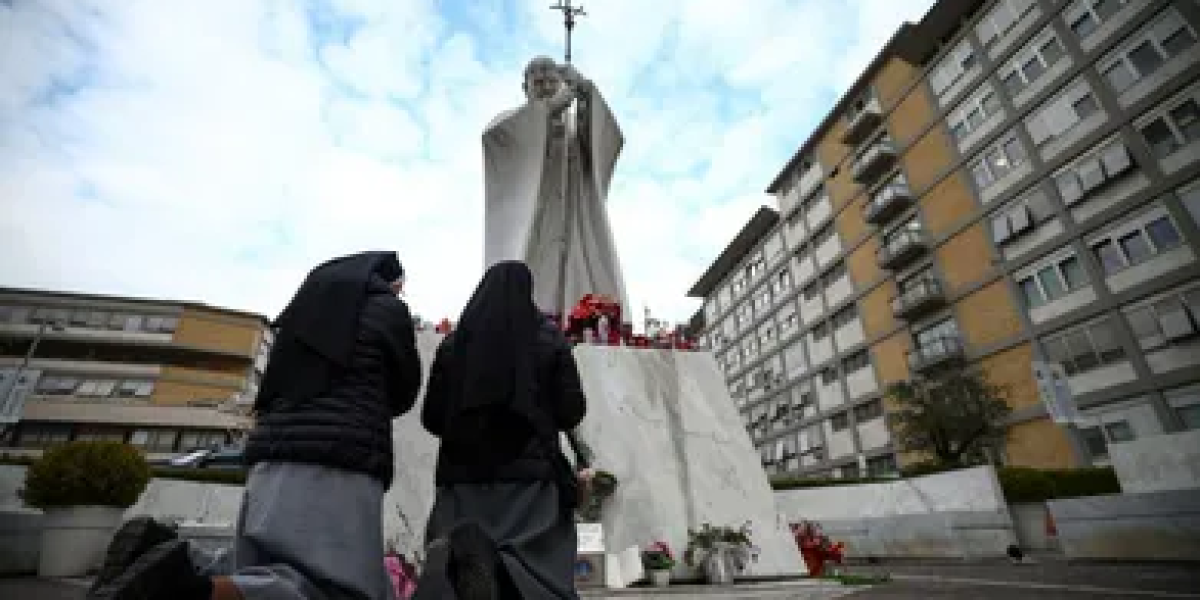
382, 334, 806, 580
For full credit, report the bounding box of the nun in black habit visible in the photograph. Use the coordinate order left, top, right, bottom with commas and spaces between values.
89, 251, 422, 600
415, 261, 587, 600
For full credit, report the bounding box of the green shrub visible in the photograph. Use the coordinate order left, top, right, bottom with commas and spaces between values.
1043, 467, 1120, 499
152, 467, 246, 486
996, 467, 1056, 503
997, 466, 1120, 502
22, 441, 152, 509
770, 476, 891, 490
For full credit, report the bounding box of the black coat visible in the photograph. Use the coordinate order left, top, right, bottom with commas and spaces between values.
245, 283, 422, 487
421, 319, 586, 485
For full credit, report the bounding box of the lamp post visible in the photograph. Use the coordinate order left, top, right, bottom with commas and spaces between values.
1, 319, 66, 443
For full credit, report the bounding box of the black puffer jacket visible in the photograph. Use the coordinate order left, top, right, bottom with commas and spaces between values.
421, 318, 586, 485
245, 281, 422, 487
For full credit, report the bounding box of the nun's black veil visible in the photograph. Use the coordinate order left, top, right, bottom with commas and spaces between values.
254, 251, 403, 412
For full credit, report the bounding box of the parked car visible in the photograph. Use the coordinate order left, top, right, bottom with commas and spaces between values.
152, 445, 245, 470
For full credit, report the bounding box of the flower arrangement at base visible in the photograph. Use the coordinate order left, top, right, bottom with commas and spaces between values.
642, 541, 676, 587
683, 521, 760, 581
641, 541, 676, 571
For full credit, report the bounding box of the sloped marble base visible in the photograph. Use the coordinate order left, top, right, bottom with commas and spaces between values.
569, 346, 805, 577
385, 337, 804, 577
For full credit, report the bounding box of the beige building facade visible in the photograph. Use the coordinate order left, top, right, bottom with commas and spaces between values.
689, 0, 1200, 477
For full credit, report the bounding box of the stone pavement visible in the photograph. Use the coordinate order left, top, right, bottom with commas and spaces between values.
4, 562, 1199, 599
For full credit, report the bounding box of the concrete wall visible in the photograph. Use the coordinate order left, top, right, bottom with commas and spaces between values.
1048, 489, 1200, 561
774, 466, 1017, 559
1009, 502, 1057, 552
1109, 430, 1200, 494
774, 465, 1008, 520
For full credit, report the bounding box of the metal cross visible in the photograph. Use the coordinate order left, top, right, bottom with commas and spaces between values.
549, 0, 586, 64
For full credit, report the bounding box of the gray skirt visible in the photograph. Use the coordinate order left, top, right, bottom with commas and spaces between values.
425, 480, 578, 599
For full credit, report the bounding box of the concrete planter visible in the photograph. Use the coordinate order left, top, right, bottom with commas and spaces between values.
0, 509, 43, 575
38, 506, 124, 578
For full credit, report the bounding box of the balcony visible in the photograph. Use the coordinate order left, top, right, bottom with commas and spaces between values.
891, 278, 946, 320
907, 336, 965, 373
876, 229, 927, 270
841, 101, 883, 145
852, 140, 897, 184
863, 184, 914, 225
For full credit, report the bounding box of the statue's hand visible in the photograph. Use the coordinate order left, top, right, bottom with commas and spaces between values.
559, 64, 592, 97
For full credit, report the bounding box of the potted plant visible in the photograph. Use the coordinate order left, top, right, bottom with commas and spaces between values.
683, 522, 759, 584
641, 541, 675, 587
22, 441, 152, 577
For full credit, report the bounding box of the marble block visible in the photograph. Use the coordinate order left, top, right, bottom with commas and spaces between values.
570, 345, 805, 577
382, 331, 446, 559
385, 336, 805, 577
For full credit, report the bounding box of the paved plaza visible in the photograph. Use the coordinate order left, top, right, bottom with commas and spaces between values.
5, 561, 1199, 599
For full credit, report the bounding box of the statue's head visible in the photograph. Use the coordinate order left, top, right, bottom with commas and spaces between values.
523, 56, 561, 102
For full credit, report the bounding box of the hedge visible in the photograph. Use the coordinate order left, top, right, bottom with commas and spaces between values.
771, 464, 1121, 503
1, 454, 246, 487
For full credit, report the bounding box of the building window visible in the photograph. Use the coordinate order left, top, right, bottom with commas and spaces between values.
812, 321, 830, 341
115, 380, 155, 398
1100, 8, 1197, 94
1065, 0, 1131, 40
992, 191, 1055, 245
178, 429, 229, 451
774, 268, 793, 295
1090, 210, 1184, 275
1016, 251, 1088, 308
916, 318, 961, 349
854, 399, 884, 423
780, 311, 798, 336
971, 133, 1028, 190
976, 0, 1037, 47
1140, 96, 1200, 160
76, 379, 119, 398
1179, 179, 1200, 227
1080, 426, 1109, 458
16, 424, 71, 449
999, 26, 1066, 96
1043, 317, 1126, 376
948, 84, 1003, 141
34, 376, 78, 396
830, 411, 850, 431
130, 429, 179, 453
930, 37, 977, 95
1054, 139, 1135, 206
1125, 285, 1200, 350
803, 281, 822, 301
1027, 78, 1100, 146
755, 289, 772, 313
820, 366, 839, 386
843, 350, 871, 374
832, 304, 858, 329
866, 454, 898, 477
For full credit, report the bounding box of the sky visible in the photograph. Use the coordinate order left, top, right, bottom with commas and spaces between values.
0, 0, 935, 328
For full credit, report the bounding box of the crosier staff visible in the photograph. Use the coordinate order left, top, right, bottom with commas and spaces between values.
549, 0, 594, 474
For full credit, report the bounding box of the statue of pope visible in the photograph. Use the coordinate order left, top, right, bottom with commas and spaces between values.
482, 56, 629, 318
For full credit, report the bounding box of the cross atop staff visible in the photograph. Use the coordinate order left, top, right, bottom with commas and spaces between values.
548, 0, 586, 64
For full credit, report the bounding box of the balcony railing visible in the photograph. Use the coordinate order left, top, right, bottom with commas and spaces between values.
852, 141, 897, 184
841, 102, 883, 145
864, 184, 914, 225
877, 229, 927, 270
907, 336, 965, 372
891, 278, 946, 320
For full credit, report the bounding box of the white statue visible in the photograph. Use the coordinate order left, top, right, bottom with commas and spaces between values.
482, 56, 629, 317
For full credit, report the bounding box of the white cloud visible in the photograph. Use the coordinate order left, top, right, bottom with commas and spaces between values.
0, 0, 933, 328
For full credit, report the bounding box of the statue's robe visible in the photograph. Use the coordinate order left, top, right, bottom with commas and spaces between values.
483, 89, 629, 317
